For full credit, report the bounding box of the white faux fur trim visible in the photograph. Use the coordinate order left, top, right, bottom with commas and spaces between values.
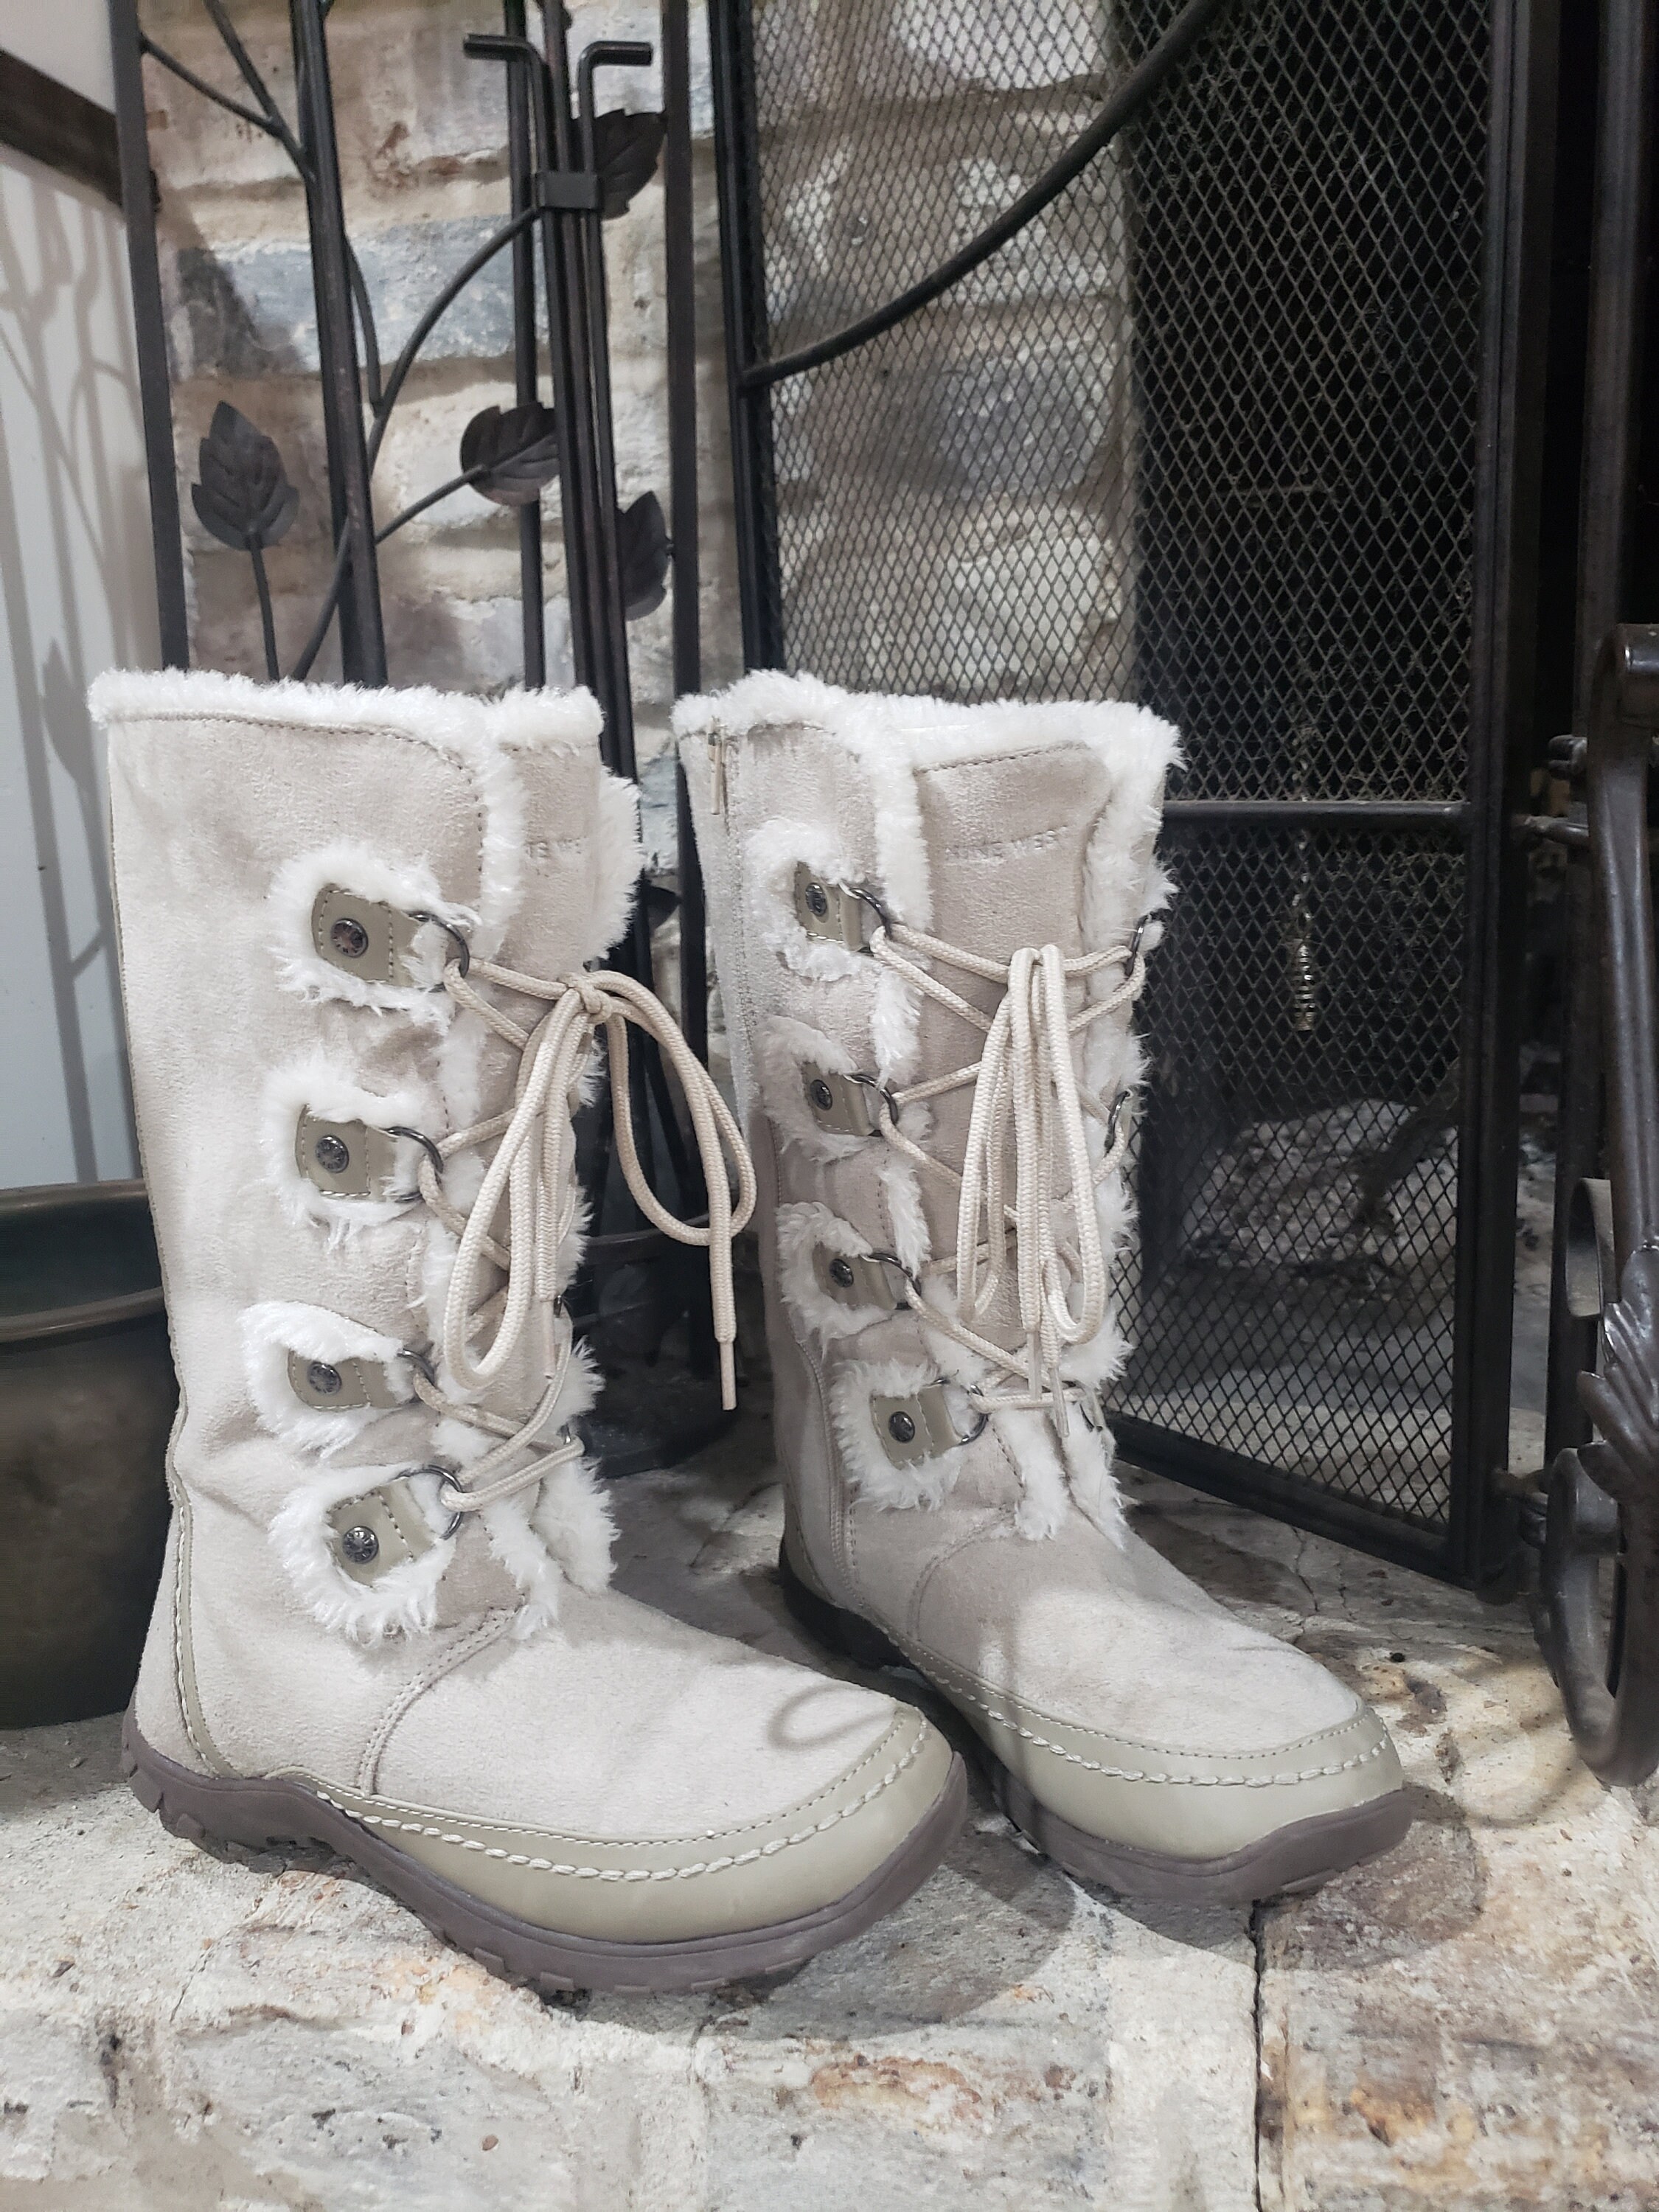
88, 668, 625, 959
992, 1406, 1071, 1541
590, 768, 646, 963
268, 843, 475, 1020
745, 817, 866, 984
1061, 1420, 1127, 1546
675, 673, 1180, 942
269, 1463, 453, 1642
776, 1201, 891, 1343
260, 1056, 437, 1238
426, 1337, 613, 1627
756, 1015, 869, 1161
826, 1352, 977, 1512
89, 667, 602, 756
877, 1150, 932, 1276
240, 1301, 411, 1455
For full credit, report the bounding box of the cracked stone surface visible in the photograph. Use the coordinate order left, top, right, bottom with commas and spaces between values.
4, 1409, 1658, 2210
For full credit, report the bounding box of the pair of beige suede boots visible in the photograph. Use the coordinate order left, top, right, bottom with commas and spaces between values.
92, 666, 1408, 1995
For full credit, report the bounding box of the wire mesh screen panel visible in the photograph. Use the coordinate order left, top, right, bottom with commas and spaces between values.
714, 0, 1546, 1578
1123, 827, 1465, 1528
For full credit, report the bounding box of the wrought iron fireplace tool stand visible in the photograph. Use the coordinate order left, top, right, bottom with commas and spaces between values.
1538, 626, 1659, 1785
108, 0, 720, 1471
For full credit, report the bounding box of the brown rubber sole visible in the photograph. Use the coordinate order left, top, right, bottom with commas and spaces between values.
121, 1709, 967, 1996
776, 1543, 1412, 1907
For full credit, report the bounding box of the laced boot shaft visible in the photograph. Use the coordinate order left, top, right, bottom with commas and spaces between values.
679, 674, 1410, 1905
97, 667, 962, 1991
853, 905, 1148, 1437
378, 941, 753, 1536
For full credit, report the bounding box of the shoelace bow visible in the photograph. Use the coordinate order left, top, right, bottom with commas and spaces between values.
400, 950, 754, 1526
864, 914, 1147, 1436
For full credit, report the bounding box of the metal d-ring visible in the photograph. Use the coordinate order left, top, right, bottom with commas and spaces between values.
952, 1398, 992, 1449
1127, 912, 1152, 964
849, 884, 894, 945
383, 1124, 446, 1203
866, 1248, 922, 1301
400, 1346, 439, 1391
845, 1070, 901, 1130
1103, 1088, 1131, 1150
420, 1461, 469, 1539
407, 910, 471, 977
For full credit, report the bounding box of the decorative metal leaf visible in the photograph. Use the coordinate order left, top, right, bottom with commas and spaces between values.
459, 401, 560, 507
1579, 1245, 1659, 1512
190, 402, 298, 551
618, 490, 669, 619
594, 110, 666, 218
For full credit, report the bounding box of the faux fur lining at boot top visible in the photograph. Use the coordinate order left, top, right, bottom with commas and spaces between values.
88, 668, 641, 964
672, 669, 1180, 941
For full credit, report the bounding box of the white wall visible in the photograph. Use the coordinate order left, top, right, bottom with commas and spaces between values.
0, 0, 156, 1184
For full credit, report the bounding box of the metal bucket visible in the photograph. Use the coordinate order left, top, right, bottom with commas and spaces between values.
0, 1180, 176, 1725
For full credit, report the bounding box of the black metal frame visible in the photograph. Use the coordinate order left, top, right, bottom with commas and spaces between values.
709, 0, 1561, 1590
1531, 0, 1659, 1779
106, 0, 720, 1472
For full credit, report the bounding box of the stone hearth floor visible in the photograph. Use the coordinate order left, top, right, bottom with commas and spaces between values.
4, 1405, 1658, 2211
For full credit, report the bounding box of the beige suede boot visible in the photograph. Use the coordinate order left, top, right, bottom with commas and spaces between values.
93, 669, 962, 1994
676, 673, 1410, 1905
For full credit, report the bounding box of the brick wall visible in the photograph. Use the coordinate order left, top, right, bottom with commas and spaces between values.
143, 0, 741, 848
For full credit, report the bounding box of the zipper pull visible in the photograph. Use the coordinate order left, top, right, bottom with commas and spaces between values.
707, 724, 730, 817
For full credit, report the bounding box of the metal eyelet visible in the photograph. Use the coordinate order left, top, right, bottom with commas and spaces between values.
383, 1124, 445, 1204
845, 1071, 900, 1126
408, 1461, 465, 1539
849, 885, 894, 942
1104, 1090, 1131, 1150
408, 911, 471, 977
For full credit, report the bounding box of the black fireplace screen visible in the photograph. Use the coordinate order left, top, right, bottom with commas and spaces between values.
712, 0, 1556, 1583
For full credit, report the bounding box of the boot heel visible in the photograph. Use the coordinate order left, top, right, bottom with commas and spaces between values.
776, 1542, 908, 1669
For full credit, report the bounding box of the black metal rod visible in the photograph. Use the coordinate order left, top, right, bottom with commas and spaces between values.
577, 41, 652, 788
139, 34, 272, 136
1445, 0, 1559, 1594
540, 11, 611, 703
1573, 0, 1656, 731
290, 0, 384, 683
1161, 799, 1470, 829
737, 0, 1237, 390
1548, 0, 1654, 1463
662, 0, 708, 1073
1587, 631, 1659, 1268
368, 208, 542, 469
501, 1, 546, 689
709, 0, 779, 667
108, 0, 189, 668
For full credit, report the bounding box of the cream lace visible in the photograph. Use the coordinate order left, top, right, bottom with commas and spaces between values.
397, 945, 754, 1526
860, 908, 1147, 1436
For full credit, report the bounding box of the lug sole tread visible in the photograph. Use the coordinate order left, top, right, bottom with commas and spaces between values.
121, 1708, 966, 1997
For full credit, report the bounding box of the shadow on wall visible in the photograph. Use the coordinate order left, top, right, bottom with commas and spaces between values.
0, 148, 158, 1186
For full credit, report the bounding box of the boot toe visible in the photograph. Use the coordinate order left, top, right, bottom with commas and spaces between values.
326, 1699, 961, 1945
